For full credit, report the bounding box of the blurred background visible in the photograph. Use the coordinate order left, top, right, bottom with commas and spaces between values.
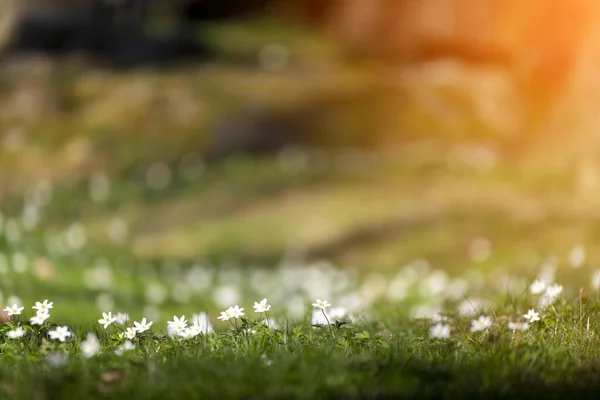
1, 0, 600, 325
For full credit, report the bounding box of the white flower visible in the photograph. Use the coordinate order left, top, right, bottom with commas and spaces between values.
523, 309, 540, 322
312, 310, 329, 325
115, 312, 129, 325
431, 313, 448, 323
30, 311, 50, 325
217, 309, 233, 321
32, 300, 54, 312
4, 304, 24, 316
81, 333, 101, 358
508, 321, 529, 331
470, 316, 493, 332
167, 315, 188, 333
546, 284, 563, 298
253, 298, 271, 313
46, 351, 68, 367
49, 326, 72, 342
430, 323, 451, 339
229, 305, 244, 318
191, 313, 213, 334
115, 340, 135, 356
133, 318, 153, 333
329, 307, 347, 320
262, 319, 279, 329
529, 280, 546, 295
6, 327, 26, 339
312, 299, 331, 310
125, 327, 136, 340
178, 328, 197, 340
189, 324, 204, 336
98, 312, 116, 329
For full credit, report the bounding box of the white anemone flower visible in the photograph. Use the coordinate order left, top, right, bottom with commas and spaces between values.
470, 316, 493, 332
49, 326, 72, 342
115, 340, 135, 356
81, 333, 101, 358
229, 306, 244, 318
125, 327, 136, 340
529, 280, 546, 295
253, 298, 271, 313
6, 327, 26, 339
4, 304, 24, 316
523, 309, 540, 322
31, 311, 50, 325
98, 312, 116, 329
115, 312, 129, 325
167, 315, 188, 333
191, 313, 213, 334
133, 318, 153, 333
430, 323, 451, 339
312, 299, 331, 310
32, 300, 54, 312
508, 321, 529, 331
217, 309, 233, 321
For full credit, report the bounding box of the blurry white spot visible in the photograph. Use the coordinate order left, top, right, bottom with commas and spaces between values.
568, 245, 586, 269
84, 260, 113, 290
46, 351, 69, 367
213, 285, 241, 308
11, 252, 28, 274
4, 218, 22, 244
0, 254, 8, 275
146, 162, 171, 190
191, 312, 214, 334
179, 153, 205, 181
22, 204, 40, 231
311, 310, 329, 325
186, 265, 213, 293
445, 278, 469, 300
258, 44, 290, 72
66, 223, 87, 250
458, 299, 481, 316
410, 303, 442, 320
172, 282, 192, 303
329, 307, 347, 320
529, 279, 546, 295
146, 282, 168, 305
33, 179, 54, 206
89, 172, 111, 203
590, 270, 600, 291
285, 294, 306, 317
336, 292, 363, 313
7, 295, 22, 307
107, 217, 129, 244
359, 273, 387, 302
387, 274, 410, 301
96, 293, 114, 311
469, 237, 491, 262
142, 305, 161, 322
538, 256, 558, 285
419, 270, 449, 297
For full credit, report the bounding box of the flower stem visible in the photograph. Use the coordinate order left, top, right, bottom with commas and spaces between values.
321, 309, 332, 334
264, 311, 270, 329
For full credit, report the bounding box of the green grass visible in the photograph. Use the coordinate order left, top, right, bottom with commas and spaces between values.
3, 297, 600, 400
2, 12, 600, 399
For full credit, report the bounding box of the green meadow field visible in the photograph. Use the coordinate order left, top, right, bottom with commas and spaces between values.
2, 15, 600, 400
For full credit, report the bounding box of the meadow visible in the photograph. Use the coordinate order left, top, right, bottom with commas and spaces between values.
2, 16, 600, 400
